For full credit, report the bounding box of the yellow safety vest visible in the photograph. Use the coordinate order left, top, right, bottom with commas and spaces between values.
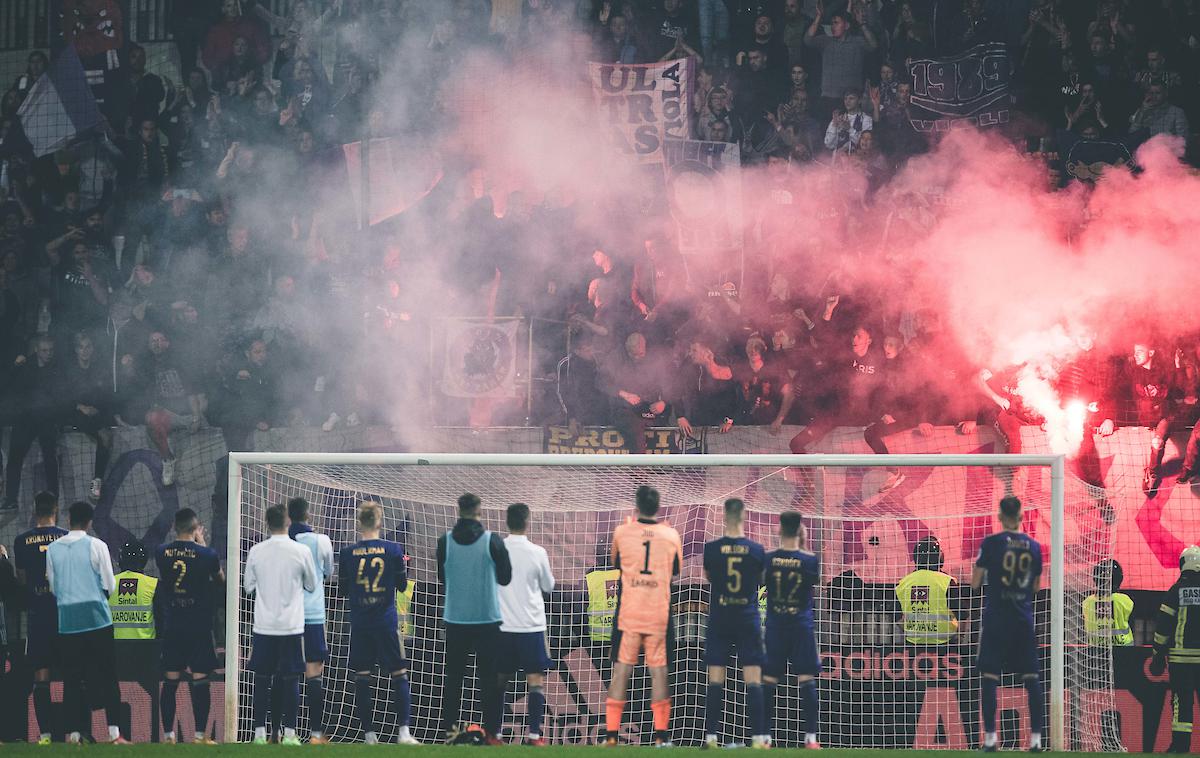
110, 570, 158, 640
1083, 592, 1134, 646
895, 569, 958, 645
395, 580, 417, 637
586, 569, 621, 643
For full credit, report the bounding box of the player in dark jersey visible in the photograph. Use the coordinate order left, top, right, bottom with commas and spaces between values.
13, 492, 67, 744
763, 511, 822, 749
338, 501, 418, 744
971, 496, 1045, 753
702, 498, 767, 749
155, 508, 223, 744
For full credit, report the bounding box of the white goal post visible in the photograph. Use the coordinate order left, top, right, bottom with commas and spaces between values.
225, 452, 1109, 751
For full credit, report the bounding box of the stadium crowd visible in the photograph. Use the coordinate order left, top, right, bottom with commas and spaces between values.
0, 0, 1199, 507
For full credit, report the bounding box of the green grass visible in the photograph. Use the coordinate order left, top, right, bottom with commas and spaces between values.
0, 746, 1157, 756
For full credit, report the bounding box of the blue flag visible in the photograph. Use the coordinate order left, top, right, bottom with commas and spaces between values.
17, 44, 101, 157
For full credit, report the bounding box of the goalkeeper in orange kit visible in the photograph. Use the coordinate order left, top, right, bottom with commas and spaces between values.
604, 485, 683, 746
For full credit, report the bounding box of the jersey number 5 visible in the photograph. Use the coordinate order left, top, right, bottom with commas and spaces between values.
726, 556, 743, 594
357, 556, 385, 592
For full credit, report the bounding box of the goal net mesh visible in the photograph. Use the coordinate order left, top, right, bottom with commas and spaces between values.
231, 459, 1120, 750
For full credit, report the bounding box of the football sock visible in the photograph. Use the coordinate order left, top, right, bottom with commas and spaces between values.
1025, 676, 1045, 736
705, 683, 724, 737
305, 676, 325, 736
33, 682, 53, 738
747, 683, 765, 738
279, 675, 300, 731
252, 674, 272, 729
528, 684, 546, 738
191, 679, 211, 738
605, 698, 626, 734
161, 680, 180, 735
391, 673, 412, 728
982, 677, 999, 735
763, 682, 777, 741
651, 698, 671, 731
355, 675, 375, 734
800, 679, 820, 737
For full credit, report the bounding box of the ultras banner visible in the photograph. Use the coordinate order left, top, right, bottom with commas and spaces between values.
589, 58, 693, 164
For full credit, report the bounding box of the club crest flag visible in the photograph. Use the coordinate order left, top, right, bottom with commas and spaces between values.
441, 320, 519, 398
589, 58, 693, 163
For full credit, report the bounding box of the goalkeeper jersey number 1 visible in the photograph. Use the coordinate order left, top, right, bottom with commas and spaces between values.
612, 517, 682, 635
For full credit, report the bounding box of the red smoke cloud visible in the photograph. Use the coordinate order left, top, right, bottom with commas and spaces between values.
367, 43, 1200, 448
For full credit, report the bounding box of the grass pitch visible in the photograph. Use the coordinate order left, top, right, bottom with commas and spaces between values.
0, 746, 1155, 757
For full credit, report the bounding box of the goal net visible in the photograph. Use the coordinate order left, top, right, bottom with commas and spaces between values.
226, 453, 1120, 751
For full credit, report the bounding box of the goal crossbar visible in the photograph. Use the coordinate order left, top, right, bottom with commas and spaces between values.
228, 452, 1065, 468
226, 452, 1067, 750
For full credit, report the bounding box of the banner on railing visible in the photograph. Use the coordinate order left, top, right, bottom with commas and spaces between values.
542, 425, 706, 455
441, 319, 520, 398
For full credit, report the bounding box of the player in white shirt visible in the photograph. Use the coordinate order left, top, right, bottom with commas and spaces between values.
498, 503, 556, 746
244, 504, 317, 745
286, 497, 335, 744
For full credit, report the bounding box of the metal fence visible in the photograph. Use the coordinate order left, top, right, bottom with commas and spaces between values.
0, 0, 301, 50
0, 0, 47, 51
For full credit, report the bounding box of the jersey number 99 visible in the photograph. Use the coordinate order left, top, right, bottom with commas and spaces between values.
1001, 551, 1033, 588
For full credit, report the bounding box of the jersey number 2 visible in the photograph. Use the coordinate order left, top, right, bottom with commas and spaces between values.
172, 560, 187, 592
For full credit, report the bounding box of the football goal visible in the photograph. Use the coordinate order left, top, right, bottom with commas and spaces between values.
226, 452, 1120, 751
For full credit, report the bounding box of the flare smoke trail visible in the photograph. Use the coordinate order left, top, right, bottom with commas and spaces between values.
262, 26, 1200, 448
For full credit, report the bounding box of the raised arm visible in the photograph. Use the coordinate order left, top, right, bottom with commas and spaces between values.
807, 0, 824, 38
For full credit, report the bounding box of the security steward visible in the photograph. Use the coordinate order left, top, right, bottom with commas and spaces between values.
585, 566, 620, 645
1082, 559, 1133, 751
1083, 559, 1134, 646
895, 536, 959, 646
110, 542, 158, 640
1150, 545, 1200, 754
